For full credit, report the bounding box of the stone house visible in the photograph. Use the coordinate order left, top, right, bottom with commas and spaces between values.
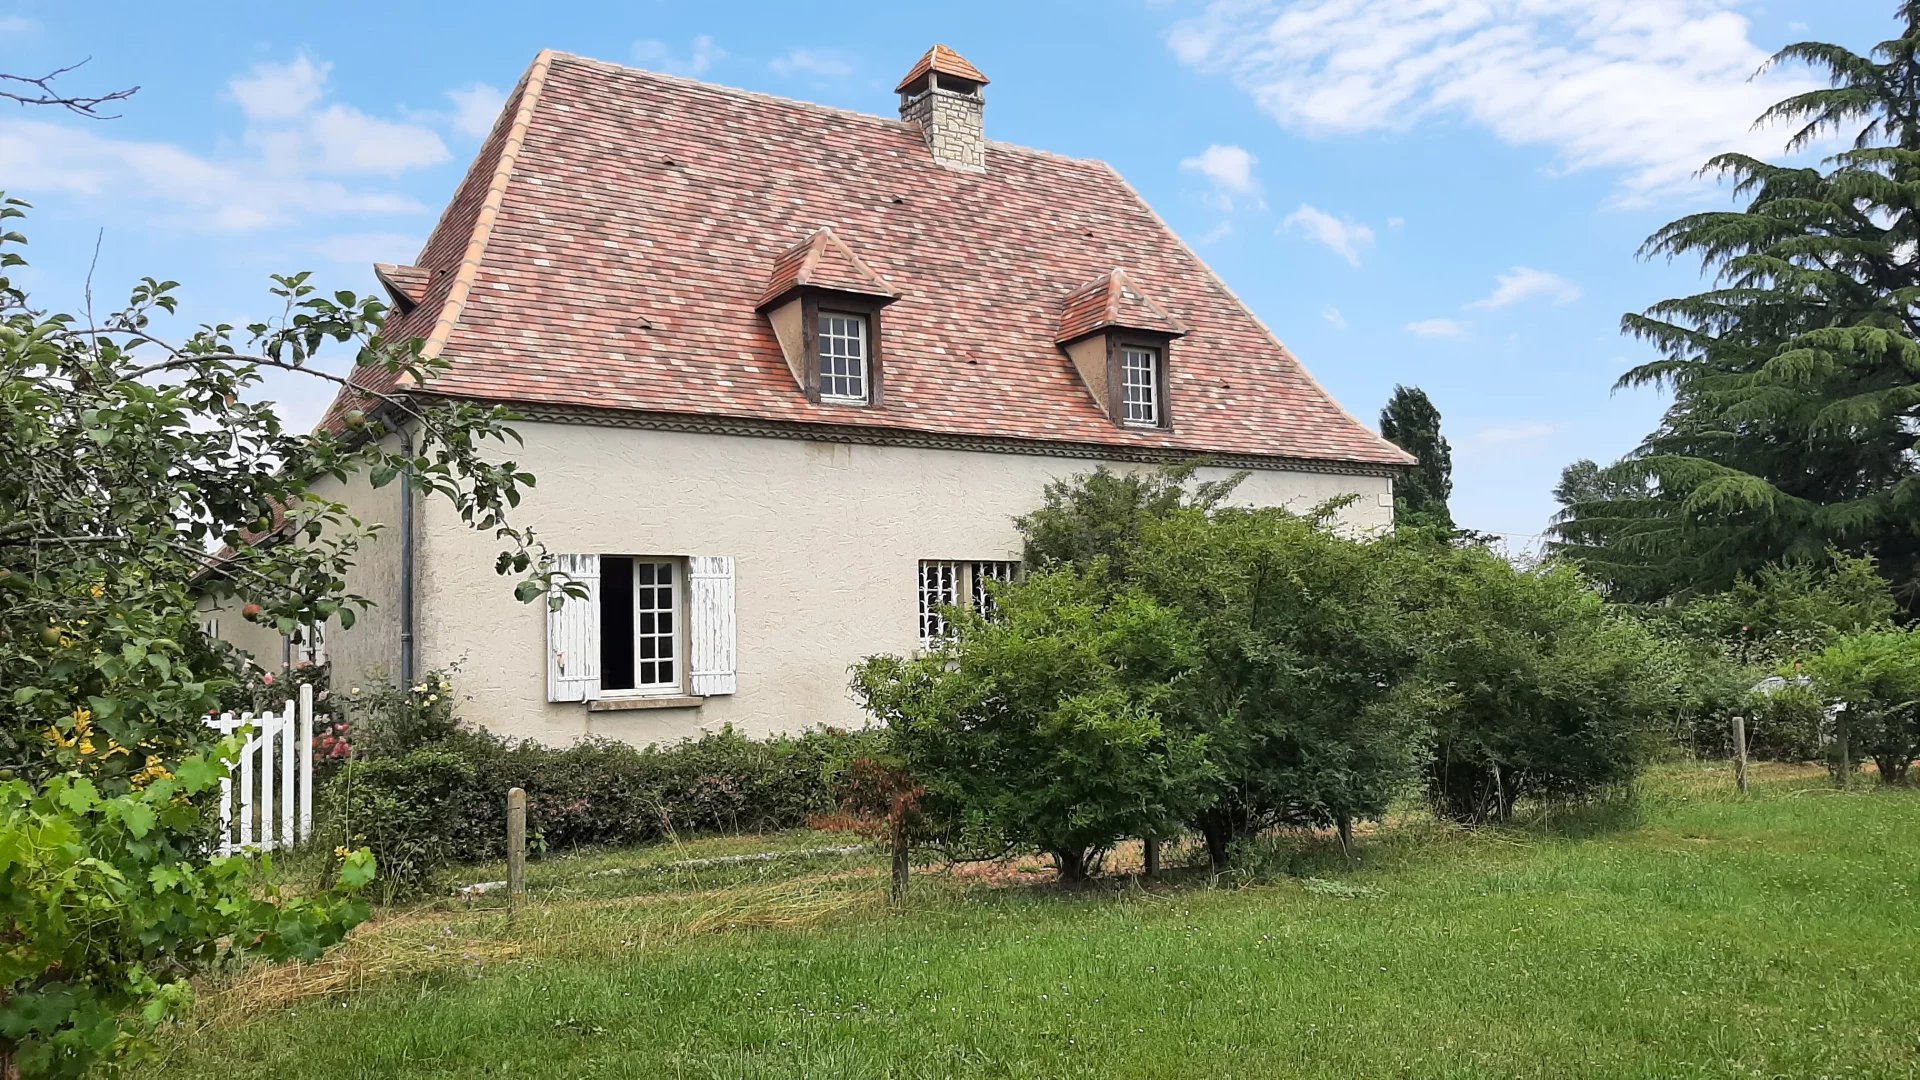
209, 45, 1413, 745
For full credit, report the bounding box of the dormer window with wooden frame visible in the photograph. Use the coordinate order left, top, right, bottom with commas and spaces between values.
1056, 269, 1187, 431
757, 228, 899, 408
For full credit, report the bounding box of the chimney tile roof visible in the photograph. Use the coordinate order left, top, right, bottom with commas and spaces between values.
318, 50, 1412, 470
895, 44, 989, 93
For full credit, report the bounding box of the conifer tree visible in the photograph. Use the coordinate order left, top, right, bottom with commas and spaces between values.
1379, 384, 1454, 530
1555, 4, 1920, 607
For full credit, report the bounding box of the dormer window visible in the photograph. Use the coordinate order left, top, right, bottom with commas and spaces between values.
757, 228, 899, 409
817, 311, 870, 403
1056, 269, 1187, 431
1120, 344, 1162, 426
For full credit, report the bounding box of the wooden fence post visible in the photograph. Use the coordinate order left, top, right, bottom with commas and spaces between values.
506, 787, 527, 912
1834, 706, 1851, 789
1143, 836, 1161, 879
1336, 815, 1354, 859
1732, 715, 1749, 794
889, 812, 910, 903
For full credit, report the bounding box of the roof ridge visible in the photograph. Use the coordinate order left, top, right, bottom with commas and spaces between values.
541, 51, 1103, 172
408, 49, 557, 384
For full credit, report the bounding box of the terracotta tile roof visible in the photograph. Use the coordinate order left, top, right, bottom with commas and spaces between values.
895, 44, 989, 93
1057, 269, 1187, 345
373, 263, 431, 307
756, 227, 900, 309
316, 50, 1412, 469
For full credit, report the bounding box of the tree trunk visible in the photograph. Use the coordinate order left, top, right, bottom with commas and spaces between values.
889, 813, 910, 902
1053, 848, 1090, 883
1200, 821, 1232, 872
1142, 836, 1161, 878
1335, 814, 1354, 859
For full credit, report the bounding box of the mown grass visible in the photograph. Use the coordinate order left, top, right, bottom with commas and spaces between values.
145, 763, 1920, 1079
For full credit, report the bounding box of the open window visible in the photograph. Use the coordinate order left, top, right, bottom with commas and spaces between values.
546, 553, 737, 703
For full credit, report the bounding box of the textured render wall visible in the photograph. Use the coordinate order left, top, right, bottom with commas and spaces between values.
195, 438, 406, 685
417, 422, 1392, 747
306, 437, 407, 695
196, 592, 287, 670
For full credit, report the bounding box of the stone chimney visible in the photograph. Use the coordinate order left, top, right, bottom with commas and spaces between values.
896, 45, 988, 172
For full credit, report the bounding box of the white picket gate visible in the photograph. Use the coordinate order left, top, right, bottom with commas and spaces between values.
204, 683, 317, 856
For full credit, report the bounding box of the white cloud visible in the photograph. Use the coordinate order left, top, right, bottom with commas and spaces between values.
0, 52, 462, 232
0, 15, 40, 33
1322, 305, 1347, 329
1166, 0, 1827, 204
1282, 203, 1375, 266
229, 55, 330, 121
1180, 144, 1260, 209
1405, 317, 1467, 338
444, 83, 507, 138
633, 35, 724, 77
304, 105, 448, 175
308, 231, 423, 266
1387, 216, 1405, 229
0, 117, 425, 231
770, 48, 855, 82
1467, 266, 1582, 310
1195, 221, 1234, 244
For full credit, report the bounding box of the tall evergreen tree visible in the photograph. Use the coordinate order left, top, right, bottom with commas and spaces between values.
1379, 384, 1454, 529
1554, 3, 1920, 608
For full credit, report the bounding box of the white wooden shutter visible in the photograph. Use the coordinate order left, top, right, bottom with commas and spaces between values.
688, 555, 737, 696
546, 553, 601, 702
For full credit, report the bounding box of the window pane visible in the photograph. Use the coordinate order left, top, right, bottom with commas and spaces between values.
1120, 346, 1159, 425
632, 560, 678, 689
817, 311, 868, 402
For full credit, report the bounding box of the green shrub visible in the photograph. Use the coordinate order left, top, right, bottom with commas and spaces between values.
316, 724, 879, 894
1805, 629, 1920, 784
852, 569, 1214, 882
1743, 681, 1829, 762
1393, 542, 1681, 822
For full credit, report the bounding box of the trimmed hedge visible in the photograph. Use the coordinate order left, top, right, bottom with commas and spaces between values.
316, 726, 881, 893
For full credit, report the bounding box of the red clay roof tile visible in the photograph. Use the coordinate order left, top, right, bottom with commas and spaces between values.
317, 51, 1412, 469
757, 227, 900, 309
1057, 268, 1187, 345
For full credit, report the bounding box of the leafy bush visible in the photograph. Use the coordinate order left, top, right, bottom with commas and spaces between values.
1130, 506, 1427, 868
1743, 680, 1829, 762
852, 569, 1212, 881
1804, 629, 1920, 784
316, 724, 879, 894
0, 748, 373, 1078
1392, 541, 1683, 822
340, 668, 461, 760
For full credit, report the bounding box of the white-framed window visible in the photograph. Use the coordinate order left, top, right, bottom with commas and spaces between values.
919, 560, 1021, 645
201, 616, 220, 640
547, 554, 737, 704
601, 556, 681, 694
1120, 344, 1161, 426
817, 311, 869, 403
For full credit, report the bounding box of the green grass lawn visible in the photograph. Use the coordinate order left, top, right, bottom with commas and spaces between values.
146, 763, 1920, 1079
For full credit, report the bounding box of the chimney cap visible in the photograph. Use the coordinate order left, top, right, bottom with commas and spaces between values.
895, 44, 989, 94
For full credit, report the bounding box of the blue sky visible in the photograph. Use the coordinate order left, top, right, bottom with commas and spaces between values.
0, 1, 1893, 543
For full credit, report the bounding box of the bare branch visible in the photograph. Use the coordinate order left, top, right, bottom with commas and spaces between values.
1, 59, 139, 118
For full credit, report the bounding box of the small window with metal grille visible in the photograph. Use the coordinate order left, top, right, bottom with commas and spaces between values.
919, 560, 1020, 645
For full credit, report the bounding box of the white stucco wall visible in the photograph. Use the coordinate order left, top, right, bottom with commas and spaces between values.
415, 421, 1393, 746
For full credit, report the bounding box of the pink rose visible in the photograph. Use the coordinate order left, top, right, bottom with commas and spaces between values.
262, 673, 275, 686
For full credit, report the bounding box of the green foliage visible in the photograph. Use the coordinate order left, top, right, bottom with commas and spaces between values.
0, 742, 372, 1078
1550, 10, 1920, 609
1745, 680, 1831, 763
1659, 552, 1896, 668
1392, 541, 1686, 822
1804, 628, 1920, 784
851, 569, 1214, 881
1015, 463, 1243, 587
1129, 507, 1427, 867
319, 719, 881, 896
342, 669, 462, 760
1378, 385, 1454, 530
0, 193, 561, 1075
